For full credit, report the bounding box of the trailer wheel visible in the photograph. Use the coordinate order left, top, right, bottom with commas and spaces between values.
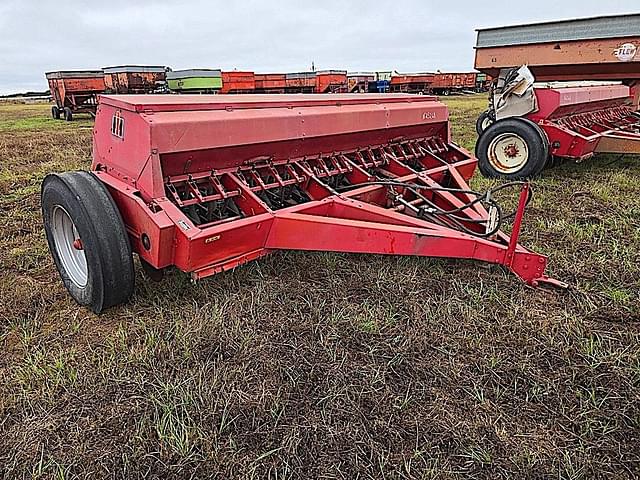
51, 106, 60, 120
476, 118, 549, 179
475, 111, 493, 135
41, 171, 134, 313
63, 107, 73, 121
545, 155, 564, 169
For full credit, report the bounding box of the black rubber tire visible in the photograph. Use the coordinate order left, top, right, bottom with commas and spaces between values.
51, 105, 60, 120
63, 107, 73, 121
41, 171, 134, 313
475, 110, 493, 136
545, 155, 564, 169
475, 118, 549, 180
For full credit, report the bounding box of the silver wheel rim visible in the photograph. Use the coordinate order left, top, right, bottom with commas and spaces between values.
487, 132, 529, 174
51, 206, 88, 288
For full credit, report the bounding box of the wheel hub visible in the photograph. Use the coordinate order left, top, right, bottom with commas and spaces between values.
487, 132, 530, 174
51, 206, 88, 288
504, 144, 520, 158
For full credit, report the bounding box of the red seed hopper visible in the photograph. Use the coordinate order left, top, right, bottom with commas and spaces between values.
530, 84, 640, 159
41, 94, 563, 312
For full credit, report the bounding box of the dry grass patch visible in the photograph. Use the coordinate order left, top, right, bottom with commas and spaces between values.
0, 99, 639, 479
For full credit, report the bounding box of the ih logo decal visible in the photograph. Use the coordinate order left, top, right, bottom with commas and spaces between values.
614, 43, 637, 62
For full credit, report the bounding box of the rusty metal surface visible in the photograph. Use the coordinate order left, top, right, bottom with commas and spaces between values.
46, 72, 105, 111
475, 14, 640, 83
432, 73, 477, 89
390, 74, 435, 85
596, 133, 640, 154
315, 72, 347, 93
103, 67, 166, 94
475, 37, 640, 80
255, 73, 286, 90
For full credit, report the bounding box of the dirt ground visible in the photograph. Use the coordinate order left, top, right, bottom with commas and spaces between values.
0, 97, 639, 479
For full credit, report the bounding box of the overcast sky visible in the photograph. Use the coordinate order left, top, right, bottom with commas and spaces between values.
0, 0, 637, 95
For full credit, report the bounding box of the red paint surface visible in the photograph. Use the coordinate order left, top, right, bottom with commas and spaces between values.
91, 93, 557, 286
525, 85, 640, 159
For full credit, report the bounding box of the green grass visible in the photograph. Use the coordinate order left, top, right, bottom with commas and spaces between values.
0, 99, 639, 479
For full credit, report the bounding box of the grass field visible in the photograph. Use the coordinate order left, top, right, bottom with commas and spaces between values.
1, 96, 639, 479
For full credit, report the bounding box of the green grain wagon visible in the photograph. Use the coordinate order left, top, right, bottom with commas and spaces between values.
166, 69, 222, 93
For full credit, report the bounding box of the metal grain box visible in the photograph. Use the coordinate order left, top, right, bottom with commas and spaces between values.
474, 14, 640, 81
167, 69, 222, 91
285, 72, 317, 88
316, 70, 348, 93
255, 73, 287, 90
432, 73, 477, 89
390, 74, 435, 85
45, 70, 105, 116
347, 73, 375, 93
220, 71, 256, 93
103, 65, 166, 94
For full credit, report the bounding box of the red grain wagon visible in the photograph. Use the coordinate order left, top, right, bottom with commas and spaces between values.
255, 73, 287, 93
221, 71, 256, 93
103, 66, 166, 94
45, 70, 105, 121
315, 70, 348, 93
390, 74, 435, 94
431, 73, 477, 95
285, 72, 317, 93
347, 73, 375, 93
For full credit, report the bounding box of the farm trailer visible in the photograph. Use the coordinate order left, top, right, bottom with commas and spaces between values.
431, 73, 478, 95
347, 73, 375, 93
221, 71, 256, 94
254, 74, 287, 93
388, 73, 479, 95
474, 14, 640, 179
45, 70, 105, 121
285, 72, 317, 93
103, 65, 167, 94
475, 73, 491, 92
390, 74, 435, 94
315, 70, 348, 93
166, 69, 222, 93
41, 93, 564, 312
371, 72, 393, 93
